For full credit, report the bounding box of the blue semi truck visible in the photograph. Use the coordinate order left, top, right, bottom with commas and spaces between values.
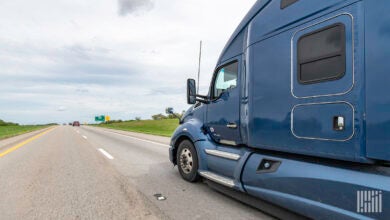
169, 0, 389, 219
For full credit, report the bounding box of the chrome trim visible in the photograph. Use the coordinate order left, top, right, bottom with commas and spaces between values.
205, 149, 241, 161
290, 101, 355, 142
199, 171, 235, 188
219, 140, 237, 146
290, 13, 355, 99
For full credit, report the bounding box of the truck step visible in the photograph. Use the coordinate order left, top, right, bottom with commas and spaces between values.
204, 149, 241, 161
199, 171, 236, 188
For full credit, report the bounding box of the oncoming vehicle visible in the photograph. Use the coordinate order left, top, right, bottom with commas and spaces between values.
169, 0, 390, 219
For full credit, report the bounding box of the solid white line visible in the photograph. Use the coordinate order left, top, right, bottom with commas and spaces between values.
82, 135, 88, 139
98, 148, 114, 160
99, 129, 170, 147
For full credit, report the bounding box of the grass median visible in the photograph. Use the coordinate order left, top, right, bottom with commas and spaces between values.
0, 125, 50, 140
95, 119, 179, 137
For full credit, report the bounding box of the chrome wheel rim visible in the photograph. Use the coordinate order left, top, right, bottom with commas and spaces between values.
179, 147, 193, 174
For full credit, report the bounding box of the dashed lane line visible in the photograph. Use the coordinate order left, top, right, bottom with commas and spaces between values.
98, 148, 114, 160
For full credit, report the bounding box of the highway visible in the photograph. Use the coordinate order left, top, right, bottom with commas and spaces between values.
0, 126, 273, 220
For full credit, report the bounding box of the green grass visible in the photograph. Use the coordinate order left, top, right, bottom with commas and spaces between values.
96, 119, 179, 137
0, 125, 50, 140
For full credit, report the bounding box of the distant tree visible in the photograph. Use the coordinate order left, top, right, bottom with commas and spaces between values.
135, 117, 141, 121
152, 113, 167, 120
45, 123, 58, 126
165, 108, 187, 120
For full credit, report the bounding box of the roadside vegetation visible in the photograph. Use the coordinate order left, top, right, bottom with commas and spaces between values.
0, 119, 52, 140
96, 118, 179, 137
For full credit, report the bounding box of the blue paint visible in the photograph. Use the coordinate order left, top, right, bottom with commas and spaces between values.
365, 1, 390, 161
169, 0, 390, 218
292, 102, 354, 140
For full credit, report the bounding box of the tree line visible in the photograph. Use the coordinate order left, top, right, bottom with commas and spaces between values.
98, 110, 185, 124
151, 110, 185, 120
0, 119, 19, 126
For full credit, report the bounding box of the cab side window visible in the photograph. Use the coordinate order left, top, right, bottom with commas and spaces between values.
297, 23, 346, 84
213, 61, 238, 99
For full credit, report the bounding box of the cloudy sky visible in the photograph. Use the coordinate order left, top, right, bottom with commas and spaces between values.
0, 0, 256, 124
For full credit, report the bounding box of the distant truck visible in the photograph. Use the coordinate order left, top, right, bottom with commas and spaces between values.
72, 121, 80, 127
169, 0, 390, 219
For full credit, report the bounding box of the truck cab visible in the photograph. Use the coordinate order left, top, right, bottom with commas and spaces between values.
169, 0, 390, 219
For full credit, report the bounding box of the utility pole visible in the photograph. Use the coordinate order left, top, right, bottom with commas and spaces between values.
197, 40, 202, 93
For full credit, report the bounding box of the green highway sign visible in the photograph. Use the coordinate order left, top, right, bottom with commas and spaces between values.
95, 115, 105, 122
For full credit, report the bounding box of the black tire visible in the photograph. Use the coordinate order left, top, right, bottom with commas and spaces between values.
176, 140, 200, 182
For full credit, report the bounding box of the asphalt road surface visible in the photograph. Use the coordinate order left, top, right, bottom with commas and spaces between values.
0, 126, 274, 220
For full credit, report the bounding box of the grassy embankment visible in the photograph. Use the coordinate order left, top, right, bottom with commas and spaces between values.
0, 125, 50, 140
96, 119, 179, 137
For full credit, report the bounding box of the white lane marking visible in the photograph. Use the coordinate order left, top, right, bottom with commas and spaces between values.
82, 135, 88, 139
99, 129, 170, 147
98, 148, 114, 160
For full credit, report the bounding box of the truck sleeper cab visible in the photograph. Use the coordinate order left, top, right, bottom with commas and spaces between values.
169, 0, 390, 219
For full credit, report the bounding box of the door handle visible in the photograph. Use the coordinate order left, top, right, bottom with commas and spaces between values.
227, 123, 237, 129
333, 116, 345, 131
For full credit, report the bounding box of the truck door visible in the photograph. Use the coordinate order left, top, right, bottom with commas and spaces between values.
206, 58, 241, 146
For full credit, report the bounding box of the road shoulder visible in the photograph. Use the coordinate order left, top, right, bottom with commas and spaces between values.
0, 126, 54, 152
85, 126, 171, 145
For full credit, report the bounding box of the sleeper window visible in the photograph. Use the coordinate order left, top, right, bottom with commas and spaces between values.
213, 62, 238, 98
297, 23, 346, 84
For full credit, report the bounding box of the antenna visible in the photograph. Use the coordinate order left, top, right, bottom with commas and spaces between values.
197, 40, 202, 93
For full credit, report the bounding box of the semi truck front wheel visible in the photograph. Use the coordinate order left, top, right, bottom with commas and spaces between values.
177, 140, 200, 182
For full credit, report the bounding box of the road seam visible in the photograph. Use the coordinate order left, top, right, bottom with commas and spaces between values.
98, 148, 114, 160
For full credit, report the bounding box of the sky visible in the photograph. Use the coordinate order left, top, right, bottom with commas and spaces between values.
0, 0, 257, 124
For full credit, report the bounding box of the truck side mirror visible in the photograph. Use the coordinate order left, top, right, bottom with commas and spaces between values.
187, 78, 196, 104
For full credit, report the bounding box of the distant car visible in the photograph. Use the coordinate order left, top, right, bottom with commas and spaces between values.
68, 122, 72, 125
72, 121, 80, 126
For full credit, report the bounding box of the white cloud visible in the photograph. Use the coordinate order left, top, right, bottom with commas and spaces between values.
118, 0, 154, 16
0, 0, 257, 124
57, 106, 67, 112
